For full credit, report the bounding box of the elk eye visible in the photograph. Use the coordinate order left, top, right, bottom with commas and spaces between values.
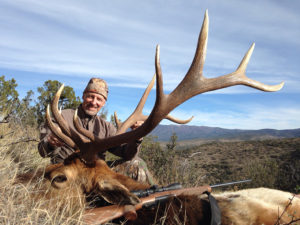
52, 175, 67, 183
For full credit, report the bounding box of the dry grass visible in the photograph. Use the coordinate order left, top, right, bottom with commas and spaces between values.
0, 122, 86, 225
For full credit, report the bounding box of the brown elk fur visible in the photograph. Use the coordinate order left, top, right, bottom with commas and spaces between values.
16, 154, 300, 225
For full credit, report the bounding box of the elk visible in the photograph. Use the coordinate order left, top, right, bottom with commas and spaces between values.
21, 10, 300, 224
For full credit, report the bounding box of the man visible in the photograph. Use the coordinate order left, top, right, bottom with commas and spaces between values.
38, 78, 155, 184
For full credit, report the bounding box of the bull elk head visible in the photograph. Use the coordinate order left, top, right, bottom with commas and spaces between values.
46, 10, 283, 172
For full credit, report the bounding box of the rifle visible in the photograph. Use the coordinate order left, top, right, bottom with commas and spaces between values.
83, 179, 251, 224
131, 182, 182, 198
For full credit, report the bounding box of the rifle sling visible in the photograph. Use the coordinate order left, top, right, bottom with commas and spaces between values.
206, 191, 221, 225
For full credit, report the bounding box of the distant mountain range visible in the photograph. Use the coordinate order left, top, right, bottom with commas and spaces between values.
150, 125, 300, 141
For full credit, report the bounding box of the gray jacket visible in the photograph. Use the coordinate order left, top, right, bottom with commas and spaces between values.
38, 105, 142, 164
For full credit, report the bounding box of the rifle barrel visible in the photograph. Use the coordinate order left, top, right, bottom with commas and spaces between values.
211, 179, 252, 188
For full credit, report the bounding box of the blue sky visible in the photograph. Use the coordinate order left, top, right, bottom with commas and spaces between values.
0, 0, 299, 129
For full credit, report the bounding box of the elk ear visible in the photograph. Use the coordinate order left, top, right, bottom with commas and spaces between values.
97, 179, 140, 205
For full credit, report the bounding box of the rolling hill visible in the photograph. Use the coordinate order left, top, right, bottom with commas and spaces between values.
150, 125, 300, 141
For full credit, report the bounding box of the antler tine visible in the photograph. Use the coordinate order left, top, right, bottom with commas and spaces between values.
165, 115, 194, 124
114, 111, 193, 130
51, 84, 72, 137
114, 111, 122, 130
51, 86, 90, 146
115, 74, 156, 134
114, 73, 194, 134
235, 43, 284, 91
46, 105, 77, 149
73, 109, 96, 142
187, 9, 209, 78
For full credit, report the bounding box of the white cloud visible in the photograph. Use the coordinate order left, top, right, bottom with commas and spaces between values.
159, 105, 300, 130
0, 0, 299, 91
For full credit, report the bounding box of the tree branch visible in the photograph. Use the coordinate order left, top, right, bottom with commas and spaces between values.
0, 138, 39, 147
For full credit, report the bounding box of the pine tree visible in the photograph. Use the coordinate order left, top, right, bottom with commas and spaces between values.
36, 80, 81, 124
166, 132, 178, 151
0, 75, 19, 122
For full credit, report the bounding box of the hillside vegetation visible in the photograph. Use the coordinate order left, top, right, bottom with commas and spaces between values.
141, 136, 300, 193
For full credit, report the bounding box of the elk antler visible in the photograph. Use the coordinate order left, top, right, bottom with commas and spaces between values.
46, 85, 91, 148
113, 73, 193, 134
47, 10, 284, 164
46, 104, 77, 149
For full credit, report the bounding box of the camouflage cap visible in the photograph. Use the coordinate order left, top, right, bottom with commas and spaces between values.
83, 78, 108, 100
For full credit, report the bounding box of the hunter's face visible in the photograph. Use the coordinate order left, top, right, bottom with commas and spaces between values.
82, 92, 106, 116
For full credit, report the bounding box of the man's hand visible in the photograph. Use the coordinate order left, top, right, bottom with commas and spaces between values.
130, 121, 144, 144
130, 121, 144, 130
48, 134, 64, 147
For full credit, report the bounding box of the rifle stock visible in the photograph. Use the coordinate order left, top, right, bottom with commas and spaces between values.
83, 185, 211, 224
